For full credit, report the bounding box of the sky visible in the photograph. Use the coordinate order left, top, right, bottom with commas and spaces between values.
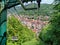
17, 0, 54, 6
28, 0, 54, 4
41, 0, 54, 4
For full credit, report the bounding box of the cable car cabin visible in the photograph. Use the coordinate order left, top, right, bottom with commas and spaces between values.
11, 36, 18, 42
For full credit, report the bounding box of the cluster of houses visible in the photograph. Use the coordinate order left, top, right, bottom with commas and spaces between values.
14, 15, 49, 36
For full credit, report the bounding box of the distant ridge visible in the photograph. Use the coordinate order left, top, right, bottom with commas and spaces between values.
8, 3, 53, 16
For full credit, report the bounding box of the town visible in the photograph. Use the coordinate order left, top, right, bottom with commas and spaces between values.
14, 15, 49, 36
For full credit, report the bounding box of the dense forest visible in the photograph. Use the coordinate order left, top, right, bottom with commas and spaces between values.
8, 3, 53, 16
39, 0, 60, 45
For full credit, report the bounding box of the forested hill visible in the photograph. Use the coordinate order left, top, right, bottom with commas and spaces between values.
8, 3, 54, 16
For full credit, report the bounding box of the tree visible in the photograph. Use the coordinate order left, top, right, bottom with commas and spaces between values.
39, 0, 60, 45
7, 15, 35, 45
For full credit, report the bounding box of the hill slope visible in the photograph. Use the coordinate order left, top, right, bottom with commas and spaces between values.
8, 3, 54, 16
7, 15, 35, 45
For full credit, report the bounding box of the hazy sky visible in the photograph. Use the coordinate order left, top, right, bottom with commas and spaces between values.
18, 0, 54, 6
41, 0, 54, 4
30, 0, 54, 4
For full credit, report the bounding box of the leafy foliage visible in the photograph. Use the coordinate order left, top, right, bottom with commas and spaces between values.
22, 38, 45, 45
39, 1, 60, 45
7, 15, 35, 45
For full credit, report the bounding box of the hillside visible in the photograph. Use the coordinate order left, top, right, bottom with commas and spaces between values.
7, 15, 35, 45
8, 3, 54, 16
